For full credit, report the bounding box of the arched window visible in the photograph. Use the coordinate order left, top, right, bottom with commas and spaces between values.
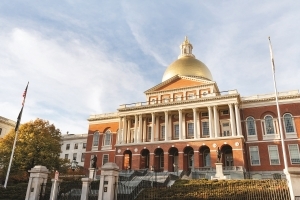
283, 113, 295, 133
103, 130, 112, 146
264, 115, 275, 134
93, 131, 99, 147
246, 117, 256, 135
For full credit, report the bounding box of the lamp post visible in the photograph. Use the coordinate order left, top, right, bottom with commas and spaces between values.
71, 158, 78, 178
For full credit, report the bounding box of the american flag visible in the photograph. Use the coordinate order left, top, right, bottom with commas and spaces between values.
15, 82, 29, 132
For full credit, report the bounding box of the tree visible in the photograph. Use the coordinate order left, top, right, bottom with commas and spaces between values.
0, 118, 67, 182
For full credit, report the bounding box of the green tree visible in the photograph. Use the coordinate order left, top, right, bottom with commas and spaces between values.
0, 118, 67, 182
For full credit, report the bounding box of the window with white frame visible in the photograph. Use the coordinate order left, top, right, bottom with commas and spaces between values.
81, 153, 85, 162
83, 143, 86, 149
73, 153, 77, 160
187, 122, 194, 138
93, 131, 100, 147
221, 122, 231, 136
174, 124, 179, 139
283, 113, 295, 133
268, 145, 280, 165
288, 144, 300, 164
160, 125, 165, 139
103, 130, 112, 146
66, 144, 70, 150
249, 146, 260, 165
246, 117, 256, 136
159, 153, 164, 168
74, 143, 78, 149
203, 149, 211, 167
65, 154, 69, 160
102, 154, 109, 165
202, 121, 209, 136
264, 115, 275, 134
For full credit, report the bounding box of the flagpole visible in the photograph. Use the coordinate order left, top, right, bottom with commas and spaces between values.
4, 82, 29, 188
268, 37, 294, 199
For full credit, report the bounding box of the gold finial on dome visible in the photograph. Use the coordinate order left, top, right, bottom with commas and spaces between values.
179, 36, 195, 59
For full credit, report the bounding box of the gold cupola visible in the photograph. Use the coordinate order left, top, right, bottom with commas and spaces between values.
162, 37, 213, 82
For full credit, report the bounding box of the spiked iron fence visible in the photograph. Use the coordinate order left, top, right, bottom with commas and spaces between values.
135, 179, 291, 200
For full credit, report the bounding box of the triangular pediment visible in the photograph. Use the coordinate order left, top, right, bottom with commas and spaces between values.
145, 75, 215, 94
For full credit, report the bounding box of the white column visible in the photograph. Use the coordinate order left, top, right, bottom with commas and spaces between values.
134, 115, 138, 143
213, 106, 220, 137
151, 113, 155, 142
193, 108, 198, 139
208, 106, 214, 138
117, 117, 122, 144
234, 103, 242, 136
164, 111, 169, 141
143, 118, 146, 142
179, 109, 183, 140
229, 104, 237, 136
138, 115, 142, 143
127, 119, 131, 143
123, 117, 127, 144
182, 111, 186, 139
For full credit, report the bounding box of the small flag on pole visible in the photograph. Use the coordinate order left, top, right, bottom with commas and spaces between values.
268, 37, 275, 73
22, 82, 29, 106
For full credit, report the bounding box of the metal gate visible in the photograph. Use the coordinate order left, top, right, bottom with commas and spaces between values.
88, 181, 99, 200
57, 180, 82, 200
39, 181, 52, 200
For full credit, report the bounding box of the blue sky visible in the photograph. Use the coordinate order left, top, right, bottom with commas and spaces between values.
1, 1, 300, 134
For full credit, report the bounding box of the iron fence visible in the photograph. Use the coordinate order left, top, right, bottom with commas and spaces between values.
39, 180, 52, 200
88, 181, 99, 200
135, 179, 291, 200
57, 180, 82, 200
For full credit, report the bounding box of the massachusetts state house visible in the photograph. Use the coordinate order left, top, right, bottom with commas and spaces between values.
84, 37, 300, 179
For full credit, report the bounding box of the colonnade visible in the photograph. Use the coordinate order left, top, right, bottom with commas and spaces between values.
117, 103, 242, 144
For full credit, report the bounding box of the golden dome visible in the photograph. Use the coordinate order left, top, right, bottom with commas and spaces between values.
162, 37, 213, 82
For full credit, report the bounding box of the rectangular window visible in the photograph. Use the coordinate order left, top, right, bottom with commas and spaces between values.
74, 143, 78, 149
202, 121, 209, 136
73, 153, 77, 161
249, 146, 260, 165
187, 123, 194, 138
102, 154, 109, 165
174, 124, 179, 139
288, 144, 300, 164
104, 133, 111, 145
175, 95, 181, 101
65, 154, 69, 159
83, 143, 87, 149
160, 125, 165, 139
201, 112, 208, 117
268, 145, 280, 165
66, 144, 70, 150
163, 98, 169, 103
81, 153, 85, 162
221, 110, 229, 115
187, 93, 195, 100
147, 126, 152, 140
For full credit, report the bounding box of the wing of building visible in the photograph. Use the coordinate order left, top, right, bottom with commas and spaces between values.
0, 116, 16, 139
84, 37, 300, 179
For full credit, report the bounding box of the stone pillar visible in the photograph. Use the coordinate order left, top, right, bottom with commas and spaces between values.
117, 117, 122, 144
151, 113, 155, 142
193, 108, 198, 139
25, 165, 49, 200
50, 179, 61, 200
98, 163, 120, 200
213, 106, 220, 137
178, 109, 183, 140
127, 119, 131, 143
234, 103, 242, 136
164, 111, 169, 141
134, 115, 138, 143
138, 115, 142, 143
81, 178, 92, 200
287, 167, 300, 199
123, 116, 127, 144
229, 104, 236, 136
208, 106, 214, 138
89, 168, 97, 180
212, 163, 227, 180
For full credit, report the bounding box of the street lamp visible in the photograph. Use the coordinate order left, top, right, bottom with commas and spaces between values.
71, 158, 78, 178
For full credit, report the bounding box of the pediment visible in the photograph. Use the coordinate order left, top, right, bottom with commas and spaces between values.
145, 75, 215, 94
